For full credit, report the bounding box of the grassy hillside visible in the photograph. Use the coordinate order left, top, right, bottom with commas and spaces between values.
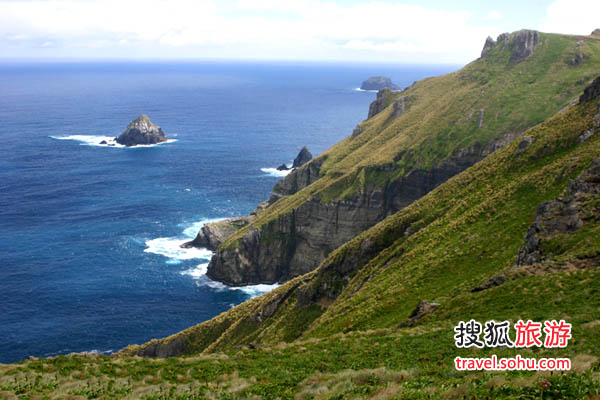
3, 72, 599, 399
220, 31, 600, 252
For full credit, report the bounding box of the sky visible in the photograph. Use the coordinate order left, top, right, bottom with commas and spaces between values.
1, 0, 599, 64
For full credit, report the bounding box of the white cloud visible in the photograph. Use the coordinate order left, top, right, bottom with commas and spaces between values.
0, 0, 498, 63
539, 0, 600, 35
485, 10, 502, 21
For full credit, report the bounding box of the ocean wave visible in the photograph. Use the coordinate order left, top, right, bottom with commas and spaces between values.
179, 262, 209, 278
144, 218, 224, 261
180, 263, 279, 298
353, 87, 378, 93
149, 218, 278, 298
50, 135, 177, 148
144, 237, 212, 260
180, 218, 224, 238
261, 167, 292, 177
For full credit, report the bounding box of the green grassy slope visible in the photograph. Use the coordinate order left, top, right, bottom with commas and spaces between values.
3, 77, 600, 400
222, 31, 600, 250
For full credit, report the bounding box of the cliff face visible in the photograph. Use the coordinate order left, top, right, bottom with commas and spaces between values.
202, 30, 600, 287
207, 132, 520, 285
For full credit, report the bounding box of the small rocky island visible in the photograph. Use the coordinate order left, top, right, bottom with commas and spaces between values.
360, 76, 400, 91
276, 146, 313, 171
116, 114, 168, 146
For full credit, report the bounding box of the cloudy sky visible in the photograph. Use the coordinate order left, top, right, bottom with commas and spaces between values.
1, 0, 599, 64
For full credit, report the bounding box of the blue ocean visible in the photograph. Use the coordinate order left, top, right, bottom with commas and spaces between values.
0, 61, 457, 363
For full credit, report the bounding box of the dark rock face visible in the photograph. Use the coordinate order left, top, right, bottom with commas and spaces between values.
134, 335, 190, 358
269, 157, 325, 204
351, 124, 363, 138
392, 96, 410, 118
397, 300, 440, 328
480, 30, 540, 63
292, 146, 312, 169
481, 36, 496, 57
116, 114, 167, 147
183, 217, 250, 251
568, 53, 587, 66
368, 88, 392, 118
277, 163, 289, 171
360, 76, 400, 91
471, 275, 506, 293
207, 132, 521, 286
517, 158, 600, 266
516, 136, 535, 155
579, 76, 600, 104
510, 30, 540, 62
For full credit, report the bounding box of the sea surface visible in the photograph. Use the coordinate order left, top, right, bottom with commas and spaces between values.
0, 61, 457, 363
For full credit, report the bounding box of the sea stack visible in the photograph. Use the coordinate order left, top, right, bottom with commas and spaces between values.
292, 146, 312, 168
277, 147, 313, 171
116, 114, 168, 147
360, 76, 400, 91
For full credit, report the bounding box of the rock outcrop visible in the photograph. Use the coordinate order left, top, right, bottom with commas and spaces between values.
579, 76, 600, 103
360, 76, 400, 91
510, 30, 540, 62
480, 30, 540, 63
183, 217, 250, 251
481, 36, 496, 58
392, 96, 411, 118
116, 114, 167, 146
397, 300, 440, 328
516, 158, 600, 266
274, 147, 313, 171
516, 135, 535, 155
292, 146, 312, 169
268, 157, 325, 203
368, 88, 393, 118
568, 53, 587, 67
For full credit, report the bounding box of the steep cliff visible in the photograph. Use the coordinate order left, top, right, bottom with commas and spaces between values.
204, 30, 600, 287
124, 75, 600, 358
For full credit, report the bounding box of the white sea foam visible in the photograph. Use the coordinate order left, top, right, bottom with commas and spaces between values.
145, 218, 225, 261
261, 167, 292, 177
353, 87, 378, 93
181, 265, 279, 298
144, 237, 213, 260
50, 135, 177, 148
180, 218, 225, 238
150, 218, 279, 299
180, 262, 209, 278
